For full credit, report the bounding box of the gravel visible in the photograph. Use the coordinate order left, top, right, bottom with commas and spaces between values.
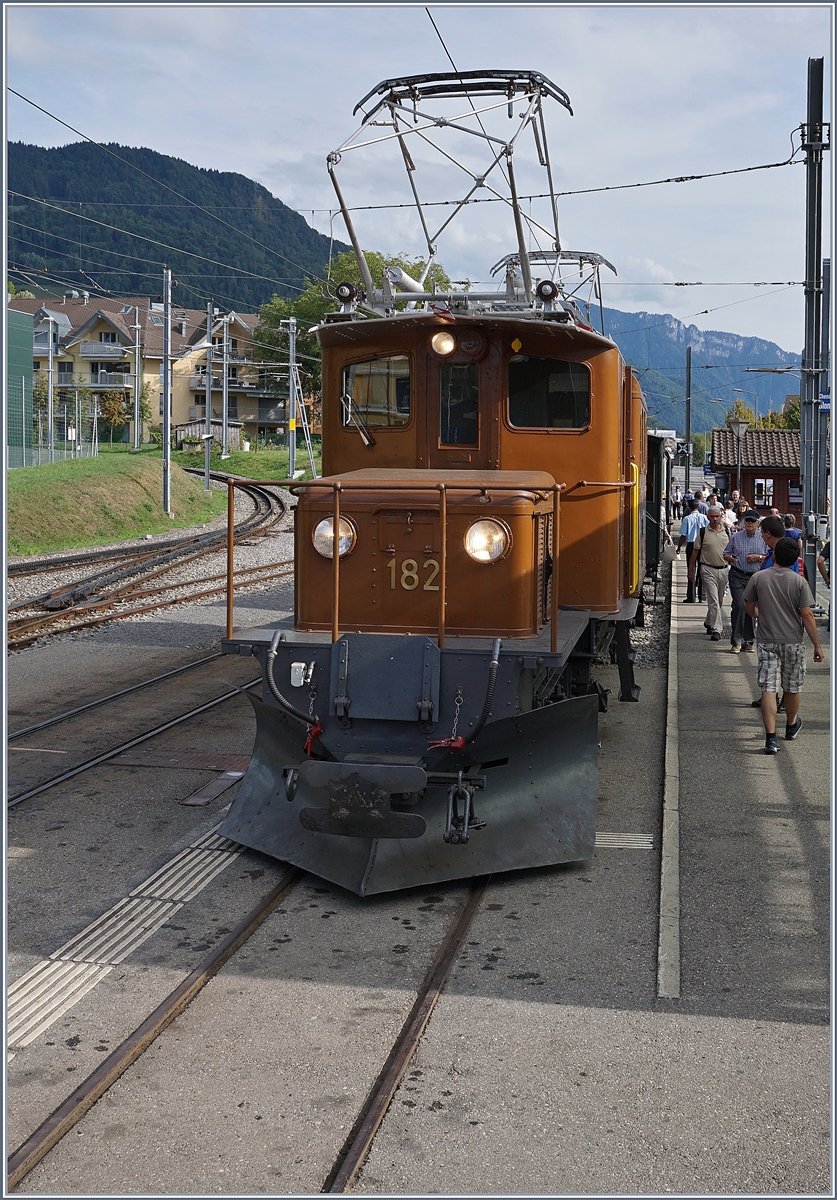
9, 510, 673, 671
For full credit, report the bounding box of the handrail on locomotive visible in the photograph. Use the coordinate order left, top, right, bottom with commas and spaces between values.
224, 475, 621, 652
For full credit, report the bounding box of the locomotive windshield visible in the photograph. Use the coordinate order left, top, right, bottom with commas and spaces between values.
341, 355, 410, 427
440, 362, 479, 446
508, 356, 590, 429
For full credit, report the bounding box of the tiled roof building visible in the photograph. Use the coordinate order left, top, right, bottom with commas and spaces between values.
7, 293, 290, 447
710, 426, 826, 514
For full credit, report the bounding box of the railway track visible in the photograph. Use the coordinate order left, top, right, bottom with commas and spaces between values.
7, 677, 262, 809
7, 473, 290, 651
7, 869, 489, 1192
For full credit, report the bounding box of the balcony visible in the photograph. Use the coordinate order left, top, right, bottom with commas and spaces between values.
91, 372, 134, 388
190, 375, 222, 391
78, 342, 127, 360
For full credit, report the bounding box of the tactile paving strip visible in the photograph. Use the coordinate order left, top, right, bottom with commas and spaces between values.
595, 832, 654, 849
7, 826, 243, 1049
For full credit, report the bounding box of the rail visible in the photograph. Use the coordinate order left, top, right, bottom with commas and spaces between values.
225, 478, 566, 652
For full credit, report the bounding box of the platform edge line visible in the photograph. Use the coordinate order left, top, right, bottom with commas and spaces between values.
657, 555, 681, 999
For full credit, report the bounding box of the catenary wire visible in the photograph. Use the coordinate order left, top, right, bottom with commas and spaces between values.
8, 87, 338, 288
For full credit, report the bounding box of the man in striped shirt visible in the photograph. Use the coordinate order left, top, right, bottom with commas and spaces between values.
723, 511, 768, 652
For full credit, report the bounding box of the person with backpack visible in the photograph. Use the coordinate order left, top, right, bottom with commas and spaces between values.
691, 506, 731, 640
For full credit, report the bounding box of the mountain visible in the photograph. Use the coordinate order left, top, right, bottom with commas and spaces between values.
602, 307, 801, 436
7, 141, 350, 311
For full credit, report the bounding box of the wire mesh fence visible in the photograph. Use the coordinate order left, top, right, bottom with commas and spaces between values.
7, 377, 100, 468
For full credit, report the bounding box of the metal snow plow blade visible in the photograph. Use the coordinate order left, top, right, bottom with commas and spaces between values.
218, 692, 599, 897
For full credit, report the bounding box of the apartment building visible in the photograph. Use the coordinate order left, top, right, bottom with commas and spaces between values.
8, 291, 291, 446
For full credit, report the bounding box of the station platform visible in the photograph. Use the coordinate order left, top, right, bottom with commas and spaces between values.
665, 552, 830, 1028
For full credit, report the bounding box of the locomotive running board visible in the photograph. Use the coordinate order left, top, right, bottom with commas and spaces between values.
218, 693, 599, 896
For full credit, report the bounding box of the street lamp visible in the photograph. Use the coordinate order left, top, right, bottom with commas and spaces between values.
729, 416, 749, 496
733, 387, 759, 428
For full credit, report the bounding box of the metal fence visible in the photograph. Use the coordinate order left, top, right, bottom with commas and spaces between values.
7, 377, 100, 468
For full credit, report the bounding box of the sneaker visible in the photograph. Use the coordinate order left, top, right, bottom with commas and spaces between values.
682, 598, 695, 604
764, 734, 781, 754
741, 643, 754, 653
710, 632, 721, 641
785, 717, 803, 741
730, 644, 741, 653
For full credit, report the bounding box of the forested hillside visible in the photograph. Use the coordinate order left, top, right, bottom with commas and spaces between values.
603, 307, 801, 435
8, 141, 349, 310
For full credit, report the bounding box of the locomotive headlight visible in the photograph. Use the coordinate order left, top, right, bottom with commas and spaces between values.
464, 519, 510, 563
312, 516, 357, 558
430, 331, 456, 356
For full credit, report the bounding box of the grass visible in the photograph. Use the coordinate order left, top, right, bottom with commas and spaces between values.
7, 452, 229, 556
171, 444, 322, 482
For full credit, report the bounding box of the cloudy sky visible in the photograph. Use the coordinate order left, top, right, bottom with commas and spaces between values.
5, 2, 832, 352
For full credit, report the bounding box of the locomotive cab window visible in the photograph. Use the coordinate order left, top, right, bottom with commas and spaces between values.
508, 356, 590, 429
440, 362, 479, 446
341, 355, 410, 428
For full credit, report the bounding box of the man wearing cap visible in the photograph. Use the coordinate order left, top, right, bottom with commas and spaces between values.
691, 506, 731, 640
744, 536, 823, 753
723, 511, 768, 652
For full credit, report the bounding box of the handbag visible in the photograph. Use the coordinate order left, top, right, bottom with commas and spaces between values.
661, 544, 678, 562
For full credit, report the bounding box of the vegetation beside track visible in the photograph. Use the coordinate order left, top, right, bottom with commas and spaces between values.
7, 453, 228, 555
171, 445, 322, 482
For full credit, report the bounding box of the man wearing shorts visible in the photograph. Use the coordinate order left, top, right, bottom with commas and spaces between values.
744, 537, 824, 754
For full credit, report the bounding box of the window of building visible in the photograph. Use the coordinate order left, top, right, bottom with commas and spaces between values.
753, 478, 774, 506
508, 355, 590, 429
440, 363, 479, 446
120, 305, 133, 314
341, 355, 410, 428
33, 361, 41, 372
99, 331, 118, 343
57, 362, 73, 379
150, 316, 163, 326
788, 480, 803, 506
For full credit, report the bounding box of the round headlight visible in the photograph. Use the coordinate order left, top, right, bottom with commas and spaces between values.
312, 516, 356, 558
431, 331, 456, 356
464, 519, 509, 563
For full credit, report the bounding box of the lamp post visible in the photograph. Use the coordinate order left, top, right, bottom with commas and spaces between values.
729, 417, 749, 497
733, 387, 759, 428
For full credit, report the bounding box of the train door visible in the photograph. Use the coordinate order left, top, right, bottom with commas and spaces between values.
427, 350, 492, 469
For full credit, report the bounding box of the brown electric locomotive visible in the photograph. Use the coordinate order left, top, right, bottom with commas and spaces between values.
219, 71, 647, 895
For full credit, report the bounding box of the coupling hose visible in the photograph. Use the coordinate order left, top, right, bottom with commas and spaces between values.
466, 637, 502, 744
266, 630, 319, 726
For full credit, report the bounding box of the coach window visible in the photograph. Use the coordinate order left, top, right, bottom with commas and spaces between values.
440, 362, 479, 445
341, 355, 410, 428
508, 355, 590, 429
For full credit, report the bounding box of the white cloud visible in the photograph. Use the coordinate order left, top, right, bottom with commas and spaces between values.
6, 2, 831, 349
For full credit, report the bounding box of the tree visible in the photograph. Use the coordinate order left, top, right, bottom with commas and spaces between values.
99, 390, 129, 448
256, 249, 452, 396
725, 397, 755, 426
8, 280, 35, 298
137, 383, 153, 443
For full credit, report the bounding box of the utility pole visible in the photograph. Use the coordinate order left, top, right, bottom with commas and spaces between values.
288, 315, 297, 476
221, 314, 230, 459
816, 257, 830, 524
205, 301, 214, 492
131, 305, 142, 450
162, 267, 172, 515
800, 57, 828, 592
47, 314, 55, 458
684, 345, 692, 494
